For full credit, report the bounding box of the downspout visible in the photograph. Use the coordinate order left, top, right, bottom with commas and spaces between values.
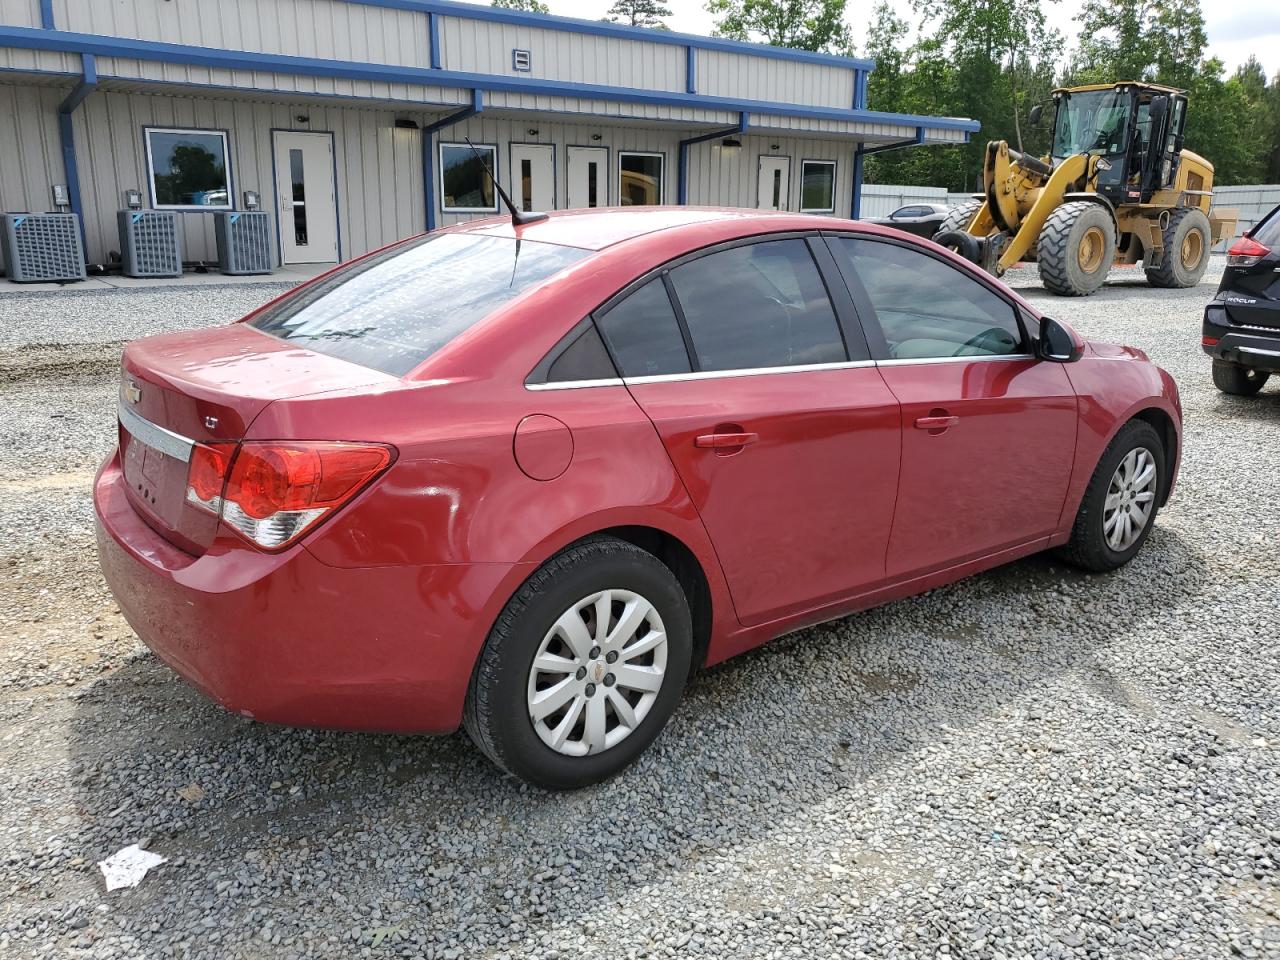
422, 88, 483, 232
851, 126, 925, 220
58, 53, 97, 248
678, 110, 748, 206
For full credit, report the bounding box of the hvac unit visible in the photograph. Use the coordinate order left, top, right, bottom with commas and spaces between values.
118, 210, 183, 278
0, 213, 86, 282
213, 211, 273, 275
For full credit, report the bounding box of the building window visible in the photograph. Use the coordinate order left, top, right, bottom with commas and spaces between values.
800, 159, 836, 213
619, 152, 664, 206
144, 128, 232, 209
440, 143, 498, 213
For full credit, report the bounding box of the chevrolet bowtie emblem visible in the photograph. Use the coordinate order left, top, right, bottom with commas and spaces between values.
124, 380, 142, 404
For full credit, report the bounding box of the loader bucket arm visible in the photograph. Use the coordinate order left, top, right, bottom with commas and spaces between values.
996, 153, 1091, 272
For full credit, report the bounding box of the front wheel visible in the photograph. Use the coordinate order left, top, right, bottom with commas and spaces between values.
1212, 359, 1270, 396
464, 537, 692, 790
1056, 420, 1166, 573
1038, 201, 1117, 296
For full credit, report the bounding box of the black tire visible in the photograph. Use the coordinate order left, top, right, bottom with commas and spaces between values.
933, 229, 982, 265
1146, 208, 1212, 288
1212, 359, 1270, 396
1056, 419, 1166, 573
933, 199, 983, 238
1038, 201, 1117, 296
463, 536, 692, 790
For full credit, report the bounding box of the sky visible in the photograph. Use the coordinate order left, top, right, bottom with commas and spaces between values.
473, 0, 1278, 78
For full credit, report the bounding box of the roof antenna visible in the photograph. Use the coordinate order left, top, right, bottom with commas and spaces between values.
465, 137, 549, 226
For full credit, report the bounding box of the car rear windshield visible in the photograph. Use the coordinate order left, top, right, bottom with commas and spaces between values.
248, 233, 589, 376
1253, 205, 1280, 248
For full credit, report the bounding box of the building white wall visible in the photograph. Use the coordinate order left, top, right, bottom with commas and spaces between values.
54, 0, 431, 68
0, 82, 62, 214
697, 49, 853, 111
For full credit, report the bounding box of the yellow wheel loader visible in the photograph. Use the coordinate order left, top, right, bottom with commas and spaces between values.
934, 83, 1238, 296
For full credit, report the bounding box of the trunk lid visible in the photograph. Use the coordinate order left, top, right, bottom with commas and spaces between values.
118, 324, 392, 555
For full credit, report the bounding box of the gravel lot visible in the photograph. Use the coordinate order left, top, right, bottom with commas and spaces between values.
1, 259, 1278, 960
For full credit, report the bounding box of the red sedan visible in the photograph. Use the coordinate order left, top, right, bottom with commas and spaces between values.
95, 208, 1181, 789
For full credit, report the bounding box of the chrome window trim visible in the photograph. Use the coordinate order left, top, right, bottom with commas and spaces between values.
525, 377, 626, 391
118, 403, 194, 464
876, 353, 1035, 366
623, 359, 876, 385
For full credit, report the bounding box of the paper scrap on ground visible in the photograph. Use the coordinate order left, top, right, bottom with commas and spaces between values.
98, 844, 167, 891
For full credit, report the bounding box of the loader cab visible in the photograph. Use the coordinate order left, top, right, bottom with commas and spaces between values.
1048, 84, 1188, 206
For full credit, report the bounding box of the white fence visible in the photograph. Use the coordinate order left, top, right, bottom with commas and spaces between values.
864, 183, 1280, 248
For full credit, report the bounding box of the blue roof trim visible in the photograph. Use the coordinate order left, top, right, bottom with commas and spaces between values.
350, 0, 876, 71
0, 26, 979, 134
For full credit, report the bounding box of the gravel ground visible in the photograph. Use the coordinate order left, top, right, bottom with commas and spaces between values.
1, 257, 1278, 959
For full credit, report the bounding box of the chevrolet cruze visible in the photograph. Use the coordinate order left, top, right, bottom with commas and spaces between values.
95, 208, 1182, 789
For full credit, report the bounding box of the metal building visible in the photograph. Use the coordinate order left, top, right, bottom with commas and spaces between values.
0, 0, 979, 271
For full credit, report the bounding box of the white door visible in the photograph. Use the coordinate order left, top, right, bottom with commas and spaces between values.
567, 146, 608, 209
510, 143, 555, 213
757, 156, 791, 211
273, 131, 338, 264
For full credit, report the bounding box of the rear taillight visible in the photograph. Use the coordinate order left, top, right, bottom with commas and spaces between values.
185, 441, 393, 550
1202, 335, 1220, 346
1227, 236, 1270, 267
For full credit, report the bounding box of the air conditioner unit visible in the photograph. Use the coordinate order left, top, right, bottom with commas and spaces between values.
117, 210, 183, 278
0, 213, 86, 282
213, 211, 273, 275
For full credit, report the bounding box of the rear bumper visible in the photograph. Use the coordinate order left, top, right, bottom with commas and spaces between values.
1203, 308, 1280, 372
94, 452, 522, 733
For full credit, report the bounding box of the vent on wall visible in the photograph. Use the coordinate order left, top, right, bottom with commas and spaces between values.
0, 213, 87, 282
512, 48, 532, 71
213, 212, 273, 275
118, 210, 183, 278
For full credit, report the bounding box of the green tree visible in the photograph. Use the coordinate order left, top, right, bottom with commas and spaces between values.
492, 0, 550, 12
705, 0, 849, 53
604, 0, 672, 28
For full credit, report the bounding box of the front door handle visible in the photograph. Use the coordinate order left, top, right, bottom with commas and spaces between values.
694, 431, 759, 449
914, 414, 959, 434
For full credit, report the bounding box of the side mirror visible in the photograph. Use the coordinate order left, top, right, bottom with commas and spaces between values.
1149, 95, 1168, 125
1028, 104, 1043, 126
1039, 316, 1083, 363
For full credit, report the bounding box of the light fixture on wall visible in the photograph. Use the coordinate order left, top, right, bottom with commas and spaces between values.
770, 143, 780, 151
591, 133, 602, 141
295, 114, 310, 124
720, 138, 742, 157
527, 128, 539, 136
394, 118, 420, 129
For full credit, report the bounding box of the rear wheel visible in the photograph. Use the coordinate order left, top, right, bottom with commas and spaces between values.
1038, 201, 1117, 296
1057, 420, 1165, 573
1212, 359, 1270, 396
1146, 208, 1212, 288
463, 537, 692, 790
933, 199, 983, 239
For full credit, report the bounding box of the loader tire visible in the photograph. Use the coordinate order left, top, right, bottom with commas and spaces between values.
933, 199, 983, 239
1038, 201, 1116, 297
1145, 207, 1211, 288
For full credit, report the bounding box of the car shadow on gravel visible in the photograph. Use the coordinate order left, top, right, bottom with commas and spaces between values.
64, 525, 1208, 942
1210, 390, 1280, 420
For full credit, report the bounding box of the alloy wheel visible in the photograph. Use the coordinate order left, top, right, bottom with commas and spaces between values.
526, 589, 668, 757
1103, 446, 1158, 552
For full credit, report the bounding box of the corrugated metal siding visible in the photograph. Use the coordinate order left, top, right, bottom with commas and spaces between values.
683, 134, 854, 216
54, 0, 430, 67
0, 81, 64, 214
94, 56, 467, 105
71, 89, 430, 263
0, 0, 39, 27
1212, 184, 1280, 245
698, 50, 853, 110
0, 45, 81, 73
484, 90, 735, 126
438, 16, 684, 93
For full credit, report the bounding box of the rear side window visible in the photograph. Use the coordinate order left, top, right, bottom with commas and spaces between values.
830, 238, 1024, 360
249, 233, 588, 376
596, 278, 692, 377
1252, 205, 1280, 247
667, 239, 846, 372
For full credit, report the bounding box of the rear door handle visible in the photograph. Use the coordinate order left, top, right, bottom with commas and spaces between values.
914, 415, 959, 430
694, 431, 759, 449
